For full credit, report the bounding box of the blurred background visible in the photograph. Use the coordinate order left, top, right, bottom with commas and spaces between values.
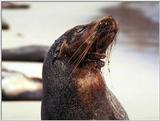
1, 1, 159, 120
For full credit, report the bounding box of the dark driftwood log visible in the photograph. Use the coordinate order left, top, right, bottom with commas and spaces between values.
2, 2, 30, 9
2, 45, 50, 62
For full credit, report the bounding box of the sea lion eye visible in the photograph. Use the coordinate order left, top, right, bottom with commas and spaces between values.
76, 27, 86, 34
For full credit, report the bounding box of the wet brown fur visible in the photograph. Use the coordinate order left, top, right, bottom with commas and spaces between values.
41, 16, 129, 120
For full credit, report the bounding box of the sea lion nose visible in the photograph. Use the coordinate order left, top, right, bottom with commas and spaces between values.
97, 17, 117, 33
108, 16, 113, 19
106, 17, 118, 33
98, 16, 115, 27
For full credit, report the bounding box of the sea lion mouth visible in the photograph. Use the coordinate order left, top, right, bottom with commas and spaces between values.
83, 16, 118, 67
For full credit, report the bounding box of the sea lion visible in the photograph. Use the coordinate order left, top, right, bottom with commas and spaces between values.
2, 45, 49, 62
2, 20, 9, 30
2, 68, 42, 101
2, 2, 29, 9
41, 16, 129, 120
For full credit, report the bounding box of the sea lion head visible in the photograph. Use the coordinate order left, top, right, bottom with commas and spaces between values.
55, 16, 118, 69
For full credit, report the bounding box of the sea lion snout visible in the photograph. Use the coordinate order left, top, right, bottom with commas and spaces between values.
85, 17, 118, 62
97, 16, 118, 33
96, 17, 117, 52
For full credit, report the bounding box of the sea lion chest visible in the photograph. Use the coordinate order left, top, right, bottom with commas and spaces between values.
73, 65, 106, 106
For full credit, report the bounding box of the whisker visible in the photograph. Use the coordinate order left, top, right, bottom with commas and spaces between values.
68, 31, 96, 63
68, 36, 96, 78
68, 45, 90, 78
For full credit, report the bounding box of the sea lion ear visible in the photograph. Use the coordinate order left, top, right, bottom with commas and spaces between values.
57, 40, 69, 58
